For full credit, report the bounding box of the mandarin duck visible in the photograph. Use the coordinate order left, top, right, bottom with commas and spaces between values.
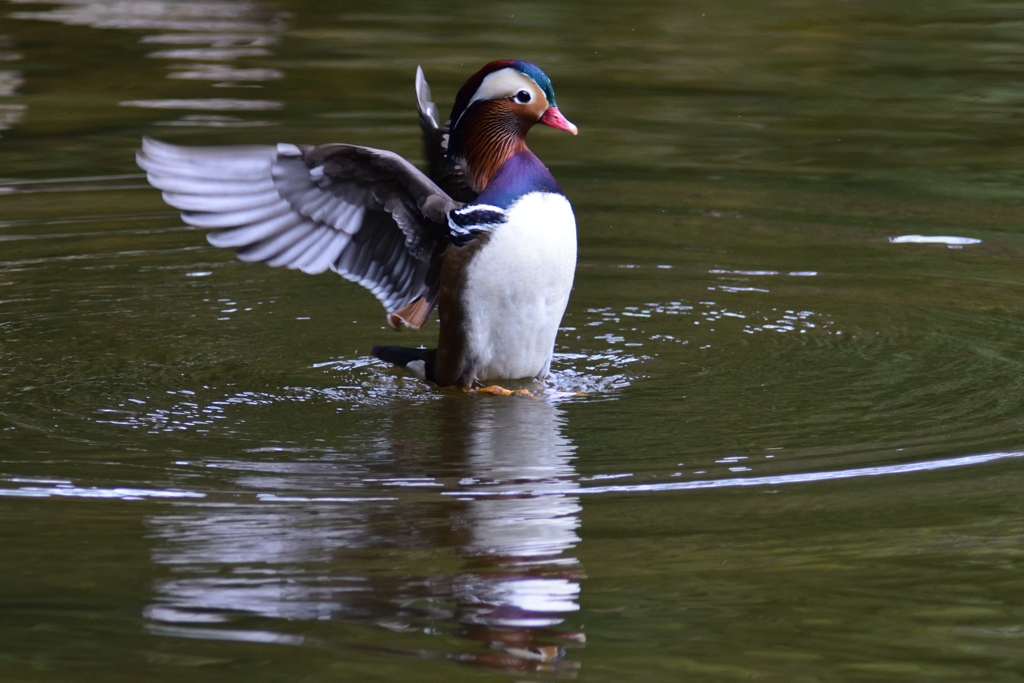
137, 60, 578, 389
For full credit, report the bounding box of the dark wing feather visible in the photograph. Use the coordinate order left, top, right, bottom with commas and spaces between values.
137, 137, 459, 328
415, 66, 477, 203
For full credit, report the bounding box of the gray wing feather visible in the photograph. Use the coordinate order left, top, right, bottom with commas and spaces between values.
416, 65, 445, 156
137, 137, 459, 324
265, 225, 328, 268
298, 231, 351, 275
141, 148, 275, 179
165, 190, 283, 215
236, 221, 317, 263
205, 211, 305, 247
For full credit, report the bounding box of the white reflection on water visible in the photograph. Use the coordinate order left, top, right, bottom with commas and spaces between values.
8, 0, 277, 33
572, 298, 839, 361
0, 482, 204, 500
889, 234, 982, 247
121, 98, 282, 110
10, 0, 284, 125
154, 114, 278, 127
447, 450, 1024, 498
143, 396, 584, 673
450, 398, 581, 637
0, 36, 24, 131
0, 70, 22, 97
146, 504, 374, 623
166, 65, 283, 81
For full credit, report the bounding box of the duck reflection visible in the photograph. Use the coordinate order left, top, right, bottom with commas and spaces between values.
437, 396, 583, 673
144, 394, 583, 675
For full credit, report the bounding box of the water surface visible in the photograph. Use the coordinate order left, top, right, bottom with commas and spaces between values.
2, 0, 1024, 680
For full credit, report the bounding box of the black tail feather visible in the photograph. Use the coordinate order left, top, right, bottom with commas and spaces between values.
371, 345, 438, 383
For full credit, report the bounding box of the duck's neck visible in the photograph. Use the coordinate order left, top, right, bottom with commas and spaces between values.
448, 100, 531, 193
474, 149, 563, 209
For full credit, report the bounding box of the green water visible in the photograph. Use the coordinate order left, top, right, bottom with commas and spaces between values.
2, 0, 1024, 680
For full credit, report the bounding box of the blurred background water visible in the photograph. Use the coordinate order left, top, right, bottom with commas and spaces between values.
2, 0, 1024, 680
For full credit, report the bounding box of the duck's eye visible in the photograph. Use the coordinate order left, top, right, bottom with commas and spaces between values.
513, 90, 531, 104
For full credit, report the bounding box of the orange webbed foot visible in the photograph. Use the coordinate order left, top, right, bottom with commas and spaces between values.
464, 385, 535, 397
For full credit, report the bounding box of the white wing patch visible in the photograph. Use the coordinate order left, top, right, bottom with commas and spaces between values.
447, 203, 509, 244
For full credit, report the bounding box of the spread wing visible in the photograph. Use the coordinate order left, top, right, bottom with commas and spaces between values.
416, 66, 476, 203
137, 137, 461, 329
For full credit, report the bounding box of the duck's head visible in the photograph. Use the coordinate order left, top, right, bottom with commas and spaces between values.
447, 60, 576, 192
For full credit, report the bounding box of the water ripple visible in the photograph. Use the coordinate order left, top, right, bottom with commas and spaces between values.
0, 482, 205, 500
445, 451, 1023, 498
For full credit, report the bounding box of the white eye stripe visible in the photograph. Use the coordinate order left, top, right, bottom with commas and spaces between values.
467, 68, 545, 110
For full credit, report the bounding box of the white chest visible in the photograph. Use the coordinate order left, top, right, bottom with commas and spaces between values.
461, 192, 577, 382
